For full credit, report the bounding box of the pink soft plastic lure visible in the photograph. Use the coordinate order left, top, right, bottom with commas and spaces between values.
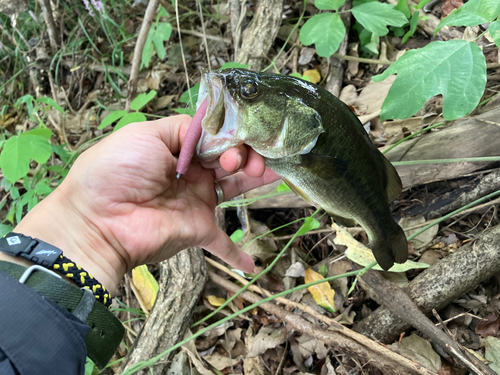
176, 98, 208, 179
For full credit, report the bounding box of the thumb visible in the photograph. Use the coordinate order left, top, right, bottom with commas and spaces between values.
203, 228, 255, 273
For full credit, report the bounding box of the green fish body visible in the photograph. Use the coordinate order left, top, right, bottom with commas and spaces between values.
195, 68, 408, 270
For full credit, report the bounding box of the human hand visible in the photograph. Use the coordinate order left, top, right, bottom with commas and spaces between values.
12, 115, 279, 292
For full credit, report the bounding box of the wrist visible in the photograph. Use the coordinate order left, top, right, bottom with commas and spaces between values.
13, 181, 125, 294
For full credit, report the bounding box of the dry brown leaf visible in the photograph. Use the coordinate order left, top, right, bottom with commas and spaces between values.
297, 334, 328, 359
304, 268, 336, 313
400, 216, 439, 250
244, 326, 268, 375
328, 260, 352, 299
220, 328, 244, 354
476, 313, 500, 337
248, 325, 285, 357
390, 333, 441, 372
442, 0, 463, 17
339, 85, 358, 107
203, 353, 239, 371
353, 75, 396, 117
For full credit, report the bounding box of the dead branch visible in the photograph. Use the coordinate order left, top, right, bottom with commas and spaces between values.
120, 248, 207, 375
209, 271, 436, 375
236, 0, 284, 71
126, 0, 159, 112
39, 0, 58, 53
359, 270, 495, 375
354, 225, 500, 343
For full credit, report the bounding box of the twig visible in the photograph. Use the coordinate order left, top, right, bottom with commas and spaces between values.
39, 0, 59, 53
175, 0, 192, 108
197, 1, 211, 70
332, 53, 392, 65
359, 270, 494, 375
172, 27, 231, 43
126, 0, 159, 112
208, 271, 436, 375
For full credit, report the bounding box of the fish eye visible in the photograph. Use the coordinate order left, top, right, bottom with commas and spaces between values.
241, 80, 259, 99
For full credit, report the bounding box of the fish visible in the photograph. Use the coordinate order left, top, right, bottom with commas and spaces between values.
192, 68, 408, 271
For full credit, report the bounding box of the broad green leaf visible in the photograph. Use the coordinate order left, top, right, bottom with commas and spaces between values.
230, 229, 244, 243
132, 265, 159, 311
395, 0, 410, 19
51, 144, 72, 164
352, 2, 408, 36
130, 90, 157, 111
219, 62, 250, 70
332, 223, 429, 272
373, 39, 486, 121
153, 35, 166, 60
98, 110, 127, 129
35, 179, 53, 195
402, 12, 419, 43
36, 97, 64, 113
158, 6, 169, 18
141, 29, 155, 68
85, 358, 96, 375
114, 112, 147, 131
318, 264, 328, 277
28, 195, 39, 211
0, 224, 13, 237
296, 216, 320, 236
315, 0, 346, 11
20, 189, 34, 206
15, 202, 23, 223
437, 0, 500, 32
305, 268, 336, 313
0, 135, 52, 182
354, 22, 379, 54
414, 0, 432, 9
489, 21, 500, 48
300, 13, 346, 57
156, 22, 172, 41
10, 186, 19, 199
23, 128, 52, 140
353, 0, 376, 6
276, 182, 291, 192
16, 95, 34, 117
174, 108, 195, 116
179, 83, 200, 105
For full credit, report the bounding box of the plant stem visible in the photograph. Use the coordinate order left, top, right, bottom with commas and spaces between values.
382, 122, 445, 155
392, 156, 500, 166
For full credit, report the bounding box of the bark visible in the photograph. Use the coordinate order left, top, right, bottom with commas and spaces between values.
354, 225, 500, 343
120, 248, 207, 375
236, 0, 284, 71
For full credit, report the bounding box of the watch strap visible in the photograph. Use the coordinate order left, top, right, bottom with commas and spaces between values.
0, 261, 124, 369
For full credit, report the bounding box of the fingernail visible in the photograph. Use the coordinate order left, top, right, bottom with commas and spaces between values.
236, 154, 243, 170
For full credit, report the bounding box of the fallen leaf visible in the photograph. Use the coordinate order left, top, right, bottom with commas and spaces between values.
207, 295, 226, 307
486, 336, 500, 373
419, 250, 443, 266
353, 75, 396, 116
400, 216, 439, 250
304, 268, 336, 313
381, 270, 409, 288
248, 325, 285, 357
220, 328, 243, 353
339, 84, 358, 107
297, 334, 328, 359
244, 326, 268, 374
441, 0, 463, 17
131, 265, 159, 311
203, 353, 239, 371
332, 223, 429, 272
328, 260, 352, 298
476, 313, 500, 337
303, 69, 321, 84
298, 47, 316, 65
390, 333, 441, 372
285, 262, 306, 277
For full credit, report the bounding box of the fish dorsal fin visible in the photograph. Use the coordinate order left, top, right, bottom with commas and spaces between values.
381, 155, 402, 202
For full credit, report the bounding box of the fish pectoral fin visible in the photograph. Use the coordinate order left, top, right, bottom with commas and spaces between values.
299, 153, 349, 178
381, 156, 402, 202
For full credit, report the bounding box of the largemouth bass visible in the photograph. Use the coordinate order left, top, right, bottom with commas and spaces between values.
194, 68, 408, 271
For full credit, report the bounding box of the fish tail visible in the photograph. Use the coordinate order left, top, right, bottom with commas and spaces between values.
371, 223, 408, 271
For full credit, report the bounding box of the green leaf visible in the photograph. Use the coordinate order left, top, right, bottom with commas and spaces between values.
98, 110, 127, 129
230, 229, 244, 243
174, 108, 196, 116
395, 0, 411, 18
158, 6, 169, 18
489, 21, 500, 48
28, 195, 39, 211
0, 135, 52, 182
437, 0, 500, 32
114, 112, 147, 131
318, 264, 328, 276
353, 0, 376, 6
219, 62, 250, 70
296, 216, 320, 236
16, 95, 34, 117
414, 0, 432, 9
51, 144, 72, 164
141, 29, 155, 68
156, 22, 172, 41
300, 13, 346, 58
10, 186, 19, 199
23, 128, 52, 140
315, 0, 346, 11
35, 179, 53, 195
402, 11, 419, 43
5, 205, 14, 224
15, 201, 24, 223
130, 90, 157, 111
179, 83, 200, 105
0, 224, 13, 237
373, 39, 486, 121
276, 182, 291, 192
352, 2, 408, 36
19, 189, 34, 206
36, 97, 65, 113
